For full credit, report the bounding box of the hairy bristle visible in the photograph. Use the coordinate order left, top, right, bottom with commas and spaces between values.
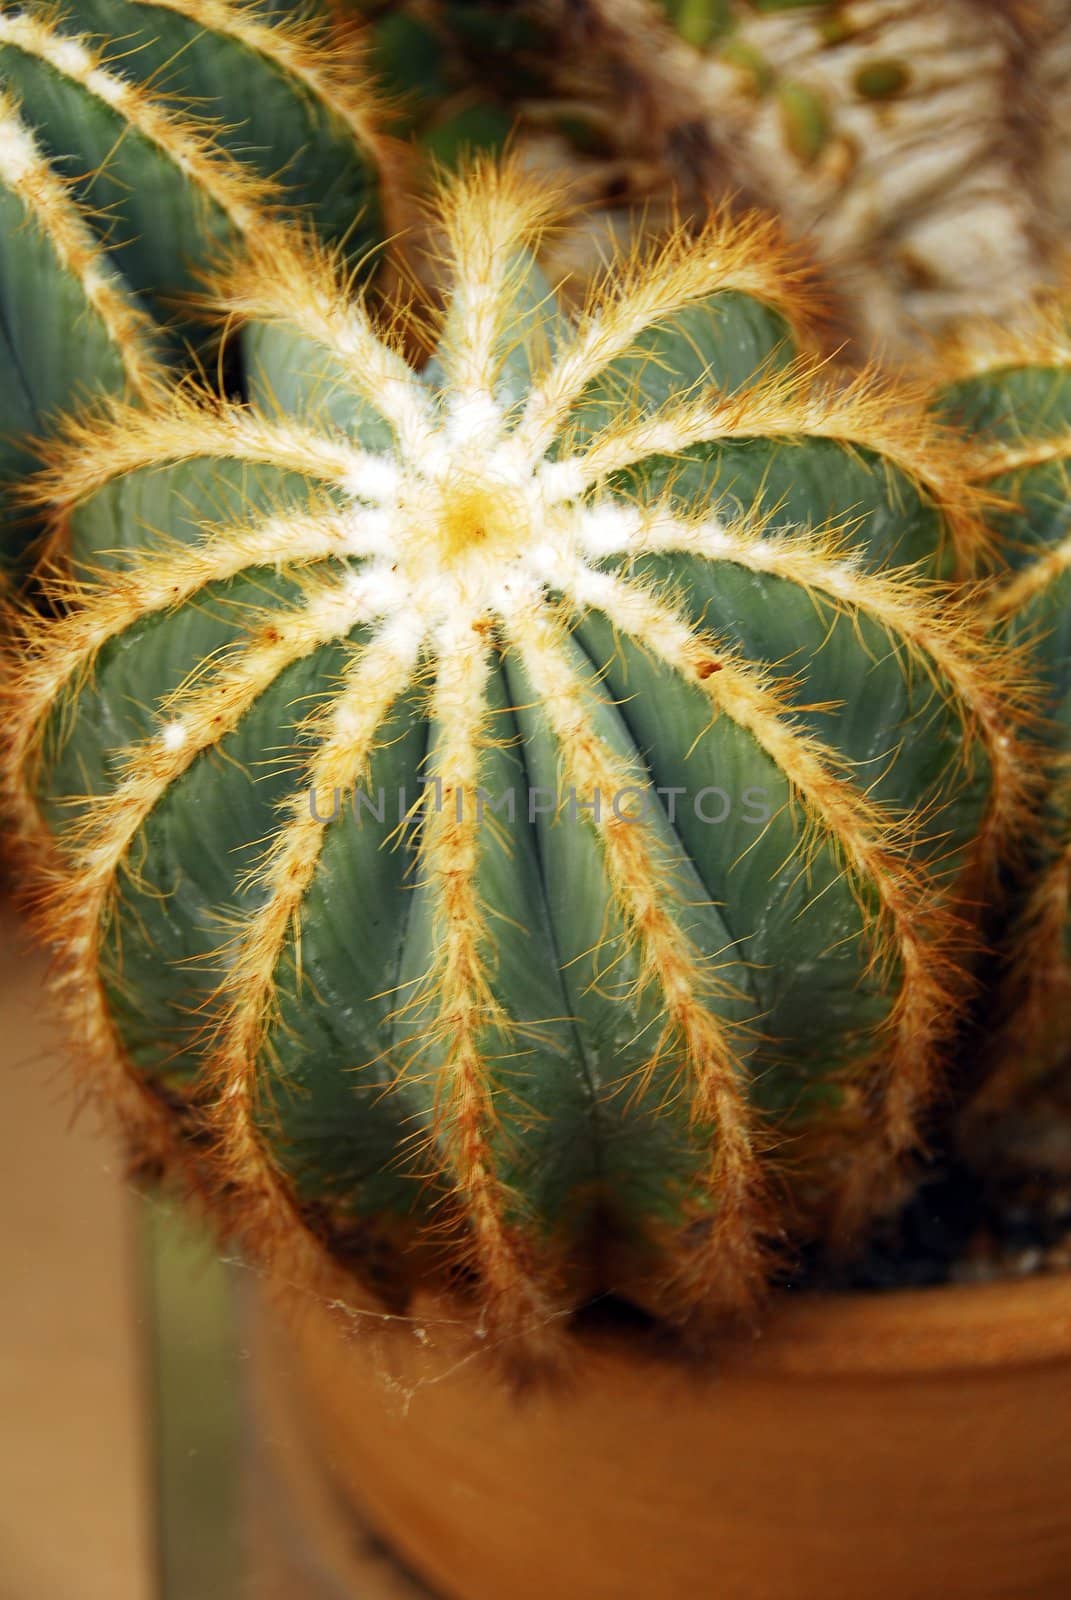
985, 532, 1071, 622
939, 288, 1071, 385
23, 389, 388, 516
514, 203, 817, 463
209, 225, 436, 455
431, 155, 566, 405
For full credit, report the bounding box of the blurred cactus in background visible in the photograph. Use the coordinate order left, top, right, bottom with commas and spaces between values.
436, 0, 1071, 355
0, 0, 388, 575
937, 291, 1071, 1187
340, 0, 519, 168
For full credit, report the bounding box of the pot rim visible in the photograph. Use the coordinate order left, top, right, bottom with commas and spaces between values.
598, 1273, 1071, 1380
388, 1272, 1071, 1385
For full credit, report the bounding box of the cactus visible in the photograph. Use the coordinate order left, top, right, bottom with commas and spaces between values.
936, 294, 1071, 1169
505, 0, 1071, 354
2, 158, 1031, 1354
0, 0, 388, 574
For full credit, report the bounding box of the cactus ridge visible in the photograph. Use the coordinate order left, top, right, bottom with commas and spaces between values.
0, 87, 165, 401
6, 163, 1034, 1347
127, 0, 386, 152
0, 6, 279, 234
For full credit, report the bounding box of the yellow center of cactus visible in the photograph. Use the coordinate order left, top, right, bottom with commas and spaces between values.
430, 471, 529, 565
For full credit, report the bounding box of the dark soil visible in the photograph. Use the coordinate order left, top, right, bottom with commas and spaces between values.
796, 1155, 1071, 1295
571, 1153, 1071, 1350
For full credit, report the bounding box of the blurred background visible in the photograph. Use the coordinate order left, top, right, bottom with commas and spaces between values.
0, 897, 151, 1598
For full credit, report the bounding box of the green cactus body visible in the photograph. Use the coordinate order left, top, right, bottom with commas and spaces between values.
65, 0, 386, 249
7, 165, 1024, 1350
938, 305, 1071, 1100
0, 0, 386, 574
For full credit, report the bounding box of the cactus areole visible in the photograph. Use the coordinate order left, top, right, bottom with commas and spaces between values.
6, 163, 1027, 1355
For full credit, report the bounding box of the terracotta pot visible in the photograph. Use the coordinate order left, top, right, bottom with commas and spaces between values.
263, 1275, 1071, 1600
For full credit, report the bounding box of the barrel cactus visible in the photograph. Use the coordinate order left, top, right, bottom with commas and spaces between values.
0, 0, 388, 575
3, 160, 1029, 1357
937, 294, 1071, 1165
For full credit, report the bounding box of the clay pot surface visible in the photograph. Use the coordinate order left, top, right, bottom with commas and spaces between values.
271, 1275, 1071, 1600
